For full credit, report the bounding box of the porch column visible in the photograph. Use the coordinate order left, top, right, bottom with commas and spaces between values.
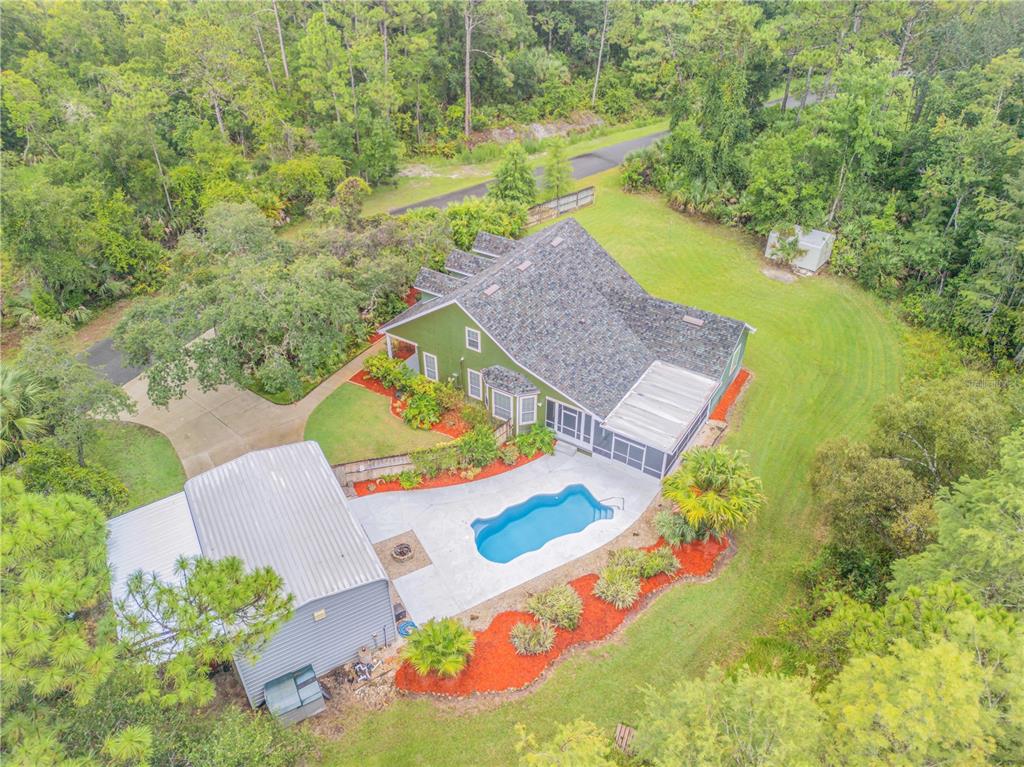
385, 334, 393, 359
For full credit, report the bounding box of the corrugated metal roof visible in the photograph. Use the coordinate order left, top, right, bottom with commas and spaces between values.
107, 492, 201, 603
602, 361, 718, 452
184, 442, 387, 607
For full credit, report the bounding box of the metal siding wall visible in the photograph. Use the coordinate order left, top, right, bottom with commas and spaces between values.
235, 580, 394, 707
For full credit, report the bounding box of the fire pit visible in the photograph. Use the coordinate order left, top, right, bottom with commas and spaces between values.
391, 543, 414, 562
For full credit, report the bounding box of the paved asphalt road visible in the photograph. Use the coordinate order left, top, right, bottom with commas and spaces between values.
84, 337, 143, 385
390, 130, 668, 214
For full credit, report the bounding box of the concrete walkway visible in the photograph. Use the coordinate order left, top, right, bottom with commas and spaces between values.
121, 341, 383, 478
348, 452, 660, 621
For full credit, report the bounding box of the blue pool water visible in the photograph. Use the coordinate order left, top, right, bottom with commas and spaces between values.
472, 484, 614, 564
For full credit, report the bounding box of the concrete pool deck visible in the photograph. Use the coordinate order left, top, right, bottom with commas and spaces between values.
347, 452, 660, 622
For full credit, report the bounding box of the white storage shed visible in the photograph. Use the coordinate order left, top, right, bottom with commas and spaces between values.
765, 226, 835, 275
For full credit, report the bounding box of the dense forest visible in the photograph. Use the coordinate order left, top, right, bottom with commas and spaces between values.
2, 2, 1024, 766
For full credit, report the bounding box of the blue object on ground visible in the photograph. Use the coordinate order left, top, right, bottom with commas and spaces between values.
398, 620, 417, 637
472, 484, 614, 564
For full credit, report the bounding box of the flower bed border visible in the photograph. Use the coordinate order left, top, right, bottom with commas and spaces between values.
349, 369, 469, 439
353, 448, 546, 496
710, 368, 751, 421
394, 536, 731, 697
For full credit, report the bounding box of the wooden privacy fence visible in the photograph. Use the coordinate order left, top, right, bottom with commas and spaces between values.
526, 186, 596, 225
333, 419, 513, 492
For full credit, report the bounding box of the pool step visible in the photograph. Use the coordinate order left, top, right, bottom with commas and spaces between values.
554, 441, 577, 457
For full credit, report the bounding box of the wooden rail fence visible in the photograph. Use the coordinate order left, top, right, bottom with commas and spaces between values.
526, 186, 596, 226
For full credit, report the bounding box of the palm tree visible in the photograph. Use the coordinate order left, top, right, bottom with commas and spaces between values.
0, 366, 47, 465
401, 617, 476, 678
662, 447, 766, 537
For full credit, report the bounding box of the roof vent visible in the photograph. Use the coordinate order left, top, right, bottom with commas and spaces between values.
683, 315, 705, 327
551, 236, 564, 247
483, 284, 500, 296
517, 260, 533, 271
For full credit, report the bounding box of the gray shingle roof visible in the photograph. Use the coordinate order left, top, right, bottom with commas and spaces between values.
184, 441, 387, 607
482, 365, 539, 396
472, 231, 518, 257
382, 219, 747, 418
413, 267, 462, 297
444, 249, 492, 277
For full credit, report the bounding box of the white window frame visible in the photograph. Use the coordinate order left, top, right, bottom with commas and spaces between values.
466, 369, 482, 400
465, 327, 481, 352
422, 352, 439, 381
518, 394, 537, 425
491, 389, 513, 421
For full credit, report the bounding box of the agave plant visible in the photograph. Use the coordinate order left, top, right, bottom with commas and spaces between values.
662, 447, 766, 537
401, 618, 476, 678
0, 367, 47, 465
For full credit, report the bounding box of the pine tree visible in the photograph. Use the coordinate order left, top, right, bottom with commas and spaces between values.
542, 139, 574, 202
489, 141, 536, 206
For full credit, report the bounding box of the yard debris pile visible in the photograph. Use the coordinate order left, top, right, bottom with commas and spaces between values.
353, 448, 545, 496
395, 536, 729, 696
710, 368, 751, 421
350, 369, 470, 439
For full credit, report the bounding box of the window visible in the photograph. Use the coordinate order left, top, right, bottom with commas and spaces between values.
465, 327, 481, 352
519, 395, 537, 425
467, 369, 482, 400
491, 389, 513, 421
423, 352, 438, 381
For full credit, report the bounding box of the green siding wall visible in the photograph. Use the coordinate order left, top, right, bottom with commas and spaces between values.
385, 302, 584, 429
710, 329, 748, 407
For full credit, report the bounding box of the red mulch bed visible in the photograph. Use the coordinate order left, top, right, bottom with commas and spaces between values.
710, 368, 751, 421
349, 369, 471, 440
354, 450, 545, 496
395, 536, 730, 696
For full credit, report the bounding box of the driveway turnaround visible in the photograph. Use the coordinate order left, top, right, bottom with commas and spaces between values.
120, 341, 382, 478
348, 451, 660, 622
389, 130, 668, 214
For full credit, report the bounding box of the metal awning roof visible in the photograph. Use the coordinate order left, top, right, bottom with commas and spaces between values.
601, 361, 717, 453
107, 492, 201, 604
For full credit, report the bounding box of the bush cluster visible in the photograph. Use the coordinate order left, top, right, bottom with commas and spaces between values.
525, 585, 583, 631
363, 353, 465, 430
593, 565, 642, 610
410, 425, 501, 479
15, 442, 129, 515
608, 546, 680, 580
513, 424, 556, 457
401, 618, 476, 678
509, 620, 556, 656
654, 509, 703, 546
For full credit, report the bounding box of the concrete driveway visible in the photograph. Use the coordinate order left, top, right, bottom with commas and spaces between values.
121, 341, 382, 478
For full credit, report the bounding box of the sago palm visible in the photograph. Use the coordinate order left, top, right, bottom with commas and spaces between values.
662, 447, 766, 537
401, 618, 476, 678
0, 366, 47, 465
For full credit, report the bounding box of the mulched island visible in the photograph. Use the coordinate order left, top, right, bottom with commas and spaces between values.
395, 536, 729, 696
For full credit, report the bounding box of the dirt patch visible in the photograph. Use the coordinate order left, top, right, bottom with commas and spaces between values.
468, 111, 605, 147
760, 263, 798, 283
397, 164, 485, 180
373, 531, 432, 581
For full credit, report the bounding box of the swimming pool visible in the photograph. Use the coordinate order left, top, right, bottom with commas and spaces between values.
472, 484, 614, 564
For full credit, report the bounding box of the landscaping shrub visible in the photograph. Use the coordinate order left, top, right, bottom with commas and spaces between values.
435, 381, 463, 412
411, 443, 459, 477
499, 444, 520, 465
593, 565, 642, 609
607, 548, 647, 577
403, 392, 442, 429
398, 470, 423, 489
401, 618, 476, 678
460, 403, 492, 428
15, 441, 129, 515
514, 424, 556, 456
640, 546, 679, 578
654, 509, 702, 545
525, 584, 583, 630
509, 620, 556, 656
457, 425, 500, 468
364, 353, 410, 390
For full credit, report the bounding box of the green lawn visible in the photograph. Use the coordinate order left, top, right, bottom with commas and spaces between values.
90, 422, 185, 512
303, 383, 450, 464
320, 170, 905, 765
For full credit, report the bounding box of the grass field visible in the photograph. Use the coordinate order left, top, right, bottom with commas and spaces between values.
90, 421, 185, 512
304, 383, 450, 464
320, 170, 905, 766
